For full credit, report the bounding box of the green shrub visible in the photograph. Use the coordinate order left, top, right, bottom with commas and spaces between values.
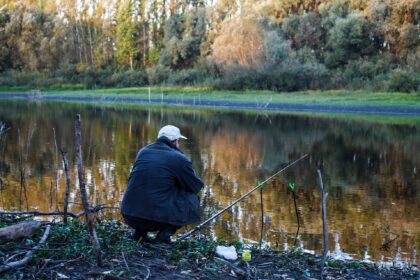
341, 58, 388, 89
214, 69, 264, 90
55, 63, 78, 81
166, 69, 205, 86
261, 62, 329, 91
387, 69, 419, 93
147, 65, 171, 85
111, 70, 148, 87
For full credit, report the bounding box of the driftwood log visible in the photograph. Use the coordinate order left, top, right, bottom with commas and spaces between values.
0, 225, 51, 273
0, 221, 42, 245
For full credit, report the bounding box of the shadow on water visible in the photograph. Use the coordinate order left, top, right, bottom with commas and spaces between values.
0, 100, 418, 265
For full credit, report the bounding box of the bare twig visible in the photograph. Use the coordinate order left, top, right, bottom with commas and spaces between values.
75, 114, 102, 266
214, 257, 246, 277
0, 122, 8, 194
317, 169, 329, 279
122, 251, 130, 272
137, 263, 151, 280
53, 128, 59, 211
18, 127, 33, 211
49, 180, 53, 209
263, 96, 272, 109
380, 227, 400, 251
60, 149, 71, 224
18, 128, 25, 210
5, 251, 26, 263
0, 225, 51, 273
43, 256, 83, 272
292, 190, 300, 246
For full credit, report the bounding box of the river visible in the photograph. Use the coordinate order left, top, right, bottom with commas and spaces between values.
0, 100, 418, 265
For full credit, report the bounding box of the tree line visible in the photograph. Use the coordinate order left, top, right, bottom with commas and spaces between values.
0, 0, 418, 92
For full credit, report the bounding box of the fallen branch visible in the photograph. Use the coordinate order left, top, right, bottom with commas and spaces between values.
86, 271, 124, 280
0, 221, 42, 245
0, 205, 114, 219
42, 256, 83, 273
214, 257, 246, 277
0, 225, 51, 273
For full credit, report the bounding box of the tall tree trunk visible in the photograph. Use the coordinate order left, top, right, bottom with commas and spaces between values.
88, 23, 94, 65
74, 24, 83, 63
75, 114, 102, 266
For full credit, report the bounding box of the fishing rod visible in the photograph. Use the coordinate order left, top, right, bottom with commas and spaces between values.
177, 153, 309, 241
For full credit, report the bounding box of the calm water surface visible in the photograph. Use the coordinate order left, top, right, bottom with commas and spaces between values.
0, 100, 418, 265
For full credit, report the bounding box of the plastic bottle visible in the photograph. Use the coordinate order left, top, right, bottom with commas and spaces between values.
242, 249, 251, 262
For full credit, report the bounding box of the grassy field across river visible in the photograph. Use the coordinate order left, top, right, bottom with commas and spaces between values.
1, 87, 419, 108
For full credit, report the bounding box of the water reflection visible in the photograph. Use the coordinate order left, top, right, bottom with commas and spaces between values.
0, 100, 418, 265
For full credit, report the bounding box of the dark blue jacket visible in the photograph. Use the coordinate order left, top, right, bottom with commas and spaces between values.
121, 137, 204, 226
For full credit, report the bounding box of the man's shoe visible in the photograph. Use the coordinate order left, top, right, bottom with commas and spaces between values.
154, 236, 173, 244
131, 230, 150, 242
141, 235, 156, 243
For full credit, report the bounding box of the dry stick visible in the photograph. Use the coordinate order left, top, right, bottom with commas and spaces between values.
214, 257, 246, 277
122, 251, 131, 273
49, 181, 53, 209
23, 127, 33, 210
17, 128, 29, 211
259, 187, 264, 249
53, 128, 59, 211
292, 190, 300, 246
0, 225, 51, 273
60, 149, 71, 224
0, 123, 8, 195
18, 128, 23, 211
75, 114, 102, 267
317, 169, 329, 279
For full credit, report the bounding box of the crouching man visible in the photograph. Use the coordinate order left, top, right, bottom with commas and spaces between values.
121, 125, 204, 243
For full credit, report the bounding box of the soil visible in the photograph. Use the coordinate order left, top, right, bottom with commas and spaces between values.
3, 238, 418, 280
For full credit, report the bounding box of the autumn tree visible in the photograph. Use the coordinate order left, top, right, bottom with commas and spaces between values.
116, 0, 138, 69
211, 17, 265, 70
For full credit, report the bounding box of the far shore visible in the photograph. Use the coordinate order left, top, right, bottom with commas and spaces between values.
1, 88, 420, 117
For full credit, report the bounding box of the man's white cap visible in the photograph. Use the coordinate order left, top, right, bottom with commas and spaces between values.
158, 125, 187, 141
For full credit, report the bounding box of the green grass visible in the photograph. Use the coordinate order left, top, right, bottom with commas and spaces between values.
1, 87, 419, 126
1, 87, 419, 109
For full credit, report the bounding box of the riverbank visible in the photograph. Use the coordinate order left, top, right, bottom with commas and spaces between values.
0, 221, 418, 279
1, 88, 420, 117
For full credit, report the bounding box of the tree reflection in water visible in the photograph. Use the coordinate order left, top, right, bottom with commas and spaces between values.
0, 100, 418, 265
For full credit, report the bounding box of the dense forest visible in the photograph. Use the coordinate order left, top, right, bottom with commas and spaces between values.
0, 0, 418, 92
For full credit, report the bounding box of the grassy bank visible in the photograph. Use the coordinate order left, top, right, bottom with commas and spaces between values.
1, 87, 420, 109
0, 220, 417, 279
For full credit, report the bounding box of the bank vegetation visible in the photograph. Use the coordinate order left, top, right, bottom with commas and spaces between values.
0, 0, 419, 93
